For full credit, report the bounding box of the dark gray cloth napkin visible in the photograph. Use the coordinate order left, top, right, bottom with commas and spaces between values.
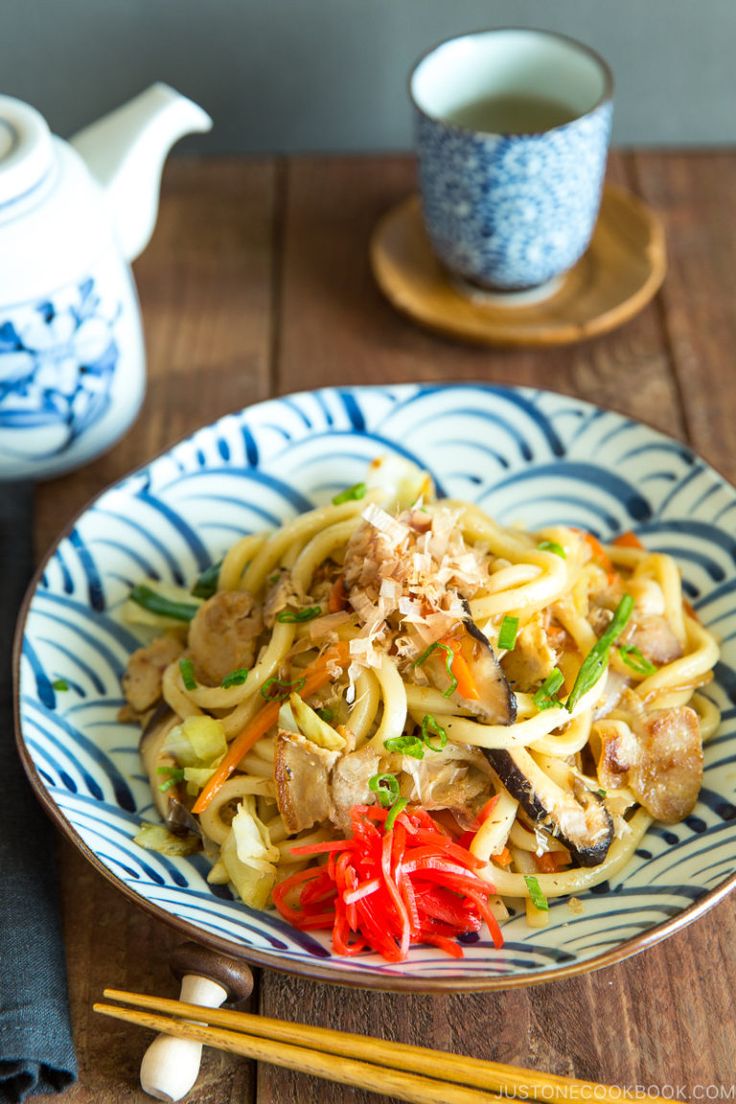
0, 485, 77, 1102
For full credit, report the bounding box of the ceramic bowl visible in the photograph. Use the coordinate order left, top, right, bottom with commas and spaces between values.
15, 384, 736, 990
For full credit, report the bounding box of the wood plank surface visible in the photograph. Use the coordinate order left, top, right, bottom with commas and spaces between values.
33, 157, 276, 1104
631, 152, 736, 482
30, 152, 736, 1103
276, 153, 684, 438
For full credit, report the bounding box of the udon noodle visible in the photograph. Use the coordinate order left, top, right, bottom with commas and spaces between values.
123, 456, 720, 948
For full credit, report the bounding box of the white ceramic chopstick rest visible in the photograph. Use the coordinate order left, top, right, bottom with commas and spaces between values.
140, 973, 227, 1101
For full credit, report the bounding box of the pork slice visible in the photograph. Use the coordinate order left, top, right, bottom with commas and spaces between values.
624, 614, 683, 666
330, 744, 383, 831
598, 706, 702, 823
273, 730, 339, 834
188, 590, 262, 685
123, 634, 183, 715
398, 744, 492, 827
263, 568, 299, 628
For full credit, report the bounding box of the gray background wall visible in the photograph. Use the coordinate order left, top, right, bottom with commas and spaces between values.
2, 0, 734, 152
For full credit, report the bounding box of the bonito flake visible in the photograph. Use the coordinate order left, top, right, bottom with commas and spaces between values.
342, 503, 489, 676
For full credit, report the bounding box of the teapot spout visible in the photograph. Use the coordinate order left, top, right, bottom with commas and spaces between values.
71, 83, 212, 262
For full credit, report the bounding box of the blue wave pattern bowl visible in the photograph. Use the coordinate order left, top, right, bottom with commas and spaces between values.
15, 384, 736, 990
411, 29, 614, 291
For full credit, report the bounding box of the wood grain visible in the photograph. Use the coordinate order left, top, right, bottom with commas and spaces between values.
370, 187, 666, 347
32, 156, 276, 1104
631, 152, 736, 482
30, 152, 736, 1103
276, 153, 685, 439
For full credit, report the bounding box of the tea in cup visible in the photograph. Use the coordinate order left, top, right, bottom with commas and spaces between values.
410, 29, 614, 292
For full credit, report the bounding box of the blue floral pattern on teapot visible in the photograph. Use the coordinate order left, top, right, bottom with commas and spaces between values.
0, 277, 119, 455
0, 84, 210, 479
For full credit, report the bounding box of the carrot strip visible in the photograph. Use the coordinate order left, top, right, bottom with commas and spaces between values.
492, 846, 513, 869
534, 851, 570, 873
683, 598, 700, 622
581, 531, 614, 573
574, 529, 617, 584
328, 575, 347, 613
612, 530, 644, 550
452, 650, 479, 701
192, 642, 349, 814
443, 636, 480, 701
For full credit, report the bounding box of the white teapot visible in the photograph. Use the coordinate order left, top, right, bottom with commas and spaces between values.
0, 84, 211, 479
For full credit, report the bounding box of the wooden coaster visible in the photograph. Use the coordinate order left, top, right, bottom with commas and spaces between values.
370, 186, 666, 347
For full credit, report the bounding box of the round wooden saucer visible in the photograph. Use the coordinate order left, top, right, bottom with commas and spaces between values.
370, 186, 666, 347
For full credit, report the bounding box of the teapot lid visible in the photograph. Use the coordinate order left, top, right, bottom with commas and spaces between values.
0, 95, 54, 206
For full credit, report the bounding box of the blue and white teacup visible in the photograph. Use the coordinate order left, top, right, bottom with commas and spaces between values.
410, 29, 614, 292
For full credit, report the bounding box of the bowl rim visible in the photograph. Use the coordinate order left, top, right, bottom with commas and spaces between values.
13, 380, 736, 992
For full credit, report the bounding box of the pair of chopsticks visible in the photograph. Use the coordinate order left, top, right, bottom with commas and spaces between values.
95, 989, 663, 1104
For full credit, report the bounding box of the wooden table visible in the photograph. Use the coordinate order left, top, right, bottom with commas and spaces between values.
34, 152, 736, 1101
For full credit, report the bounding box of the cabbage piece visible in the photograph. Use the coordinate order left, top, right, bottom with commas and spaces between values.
183, 715, 227, 762
365, 455, 435, 509
183, 765, 217, 795
164, 715, 227, 769
206, 858, 230, 885
134, 821, 199, 856
278, 700, 299, 733
220, 797, 279, 909
289, 691, 345, 750
221, 833, 274, 909
232, 796, 280, 868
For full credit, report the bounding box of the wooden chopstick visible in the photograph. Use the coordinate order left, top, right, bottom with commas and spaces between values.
94, 1001, 500, 1104
99, 987, 665, 1103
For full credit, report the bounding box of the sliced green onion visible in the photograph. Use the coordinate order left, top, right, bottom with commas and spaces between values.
498, 615, 519, 652
51, 678, 69, 692
566, 594, 634, 713
157, 766, 185, 793
524, 874, 549, 911
532, 667, 565, 711
276, 605, 322, 624
420, 714, 448, 752
596, 788, 607, 799
385, 797, 409, 830
130, 584, 199, 622
618, 644, 657, 676
268, 571, 281, 586
412, 641, 458, 698
332, 482, 367, 505
368, 772, 400, 808
603, 594, 635, 642
316, 706, 334, 722
221, 667, 249, 689
191, 560, 221, 599
261, 676, 306, 702
384, 734, 425, 759
179, 658, 197, 691
538, 540, 567, 559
